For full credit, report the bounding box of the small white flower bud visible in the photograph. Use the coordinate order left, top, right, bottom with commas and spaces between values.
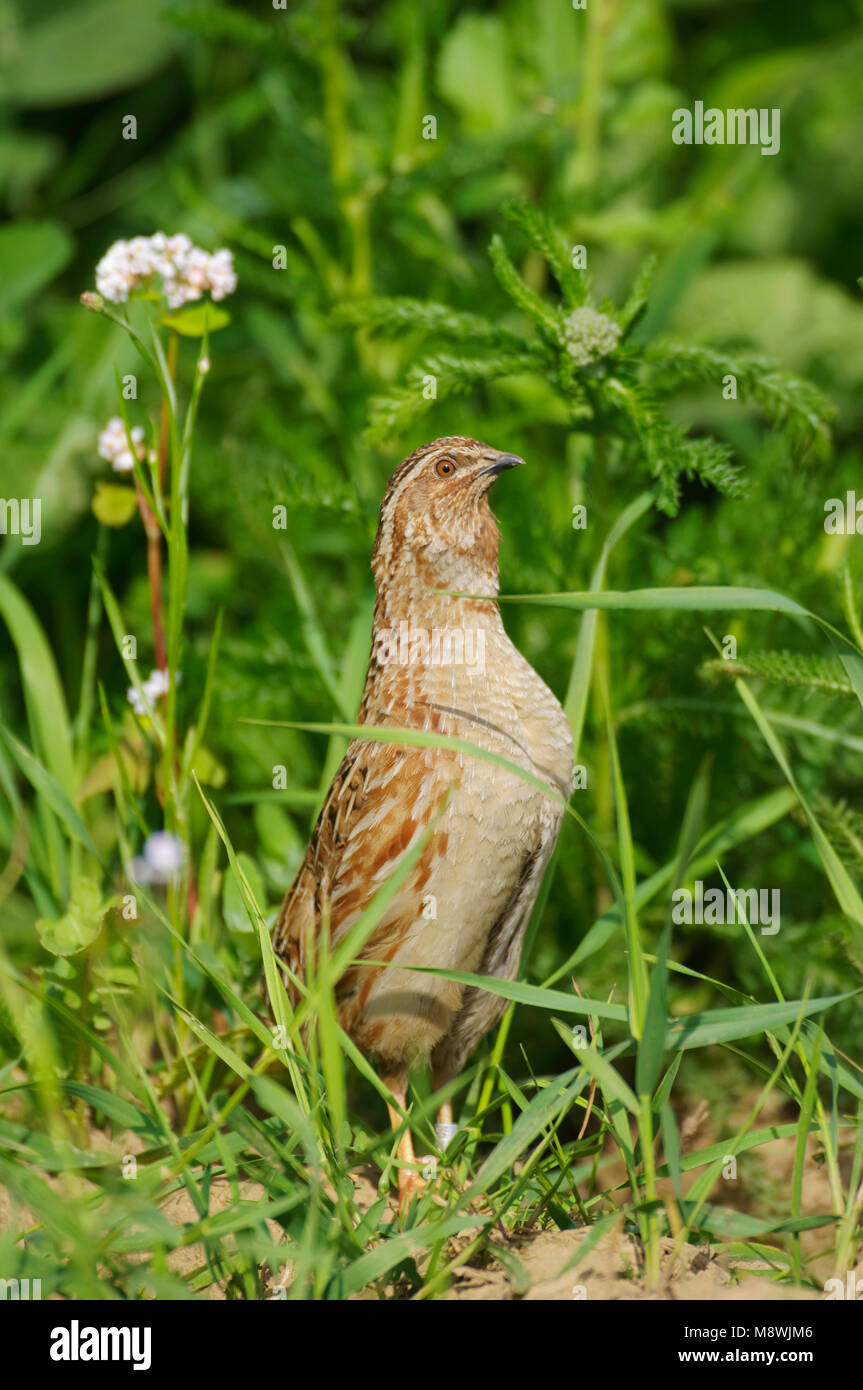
560, 307, 621, 367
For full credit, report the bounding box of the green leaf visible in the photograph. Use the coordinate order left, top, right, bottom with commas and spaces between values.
222, 852, 266, 933
190, 744, 226, 788
160, 304, 230, 336
59, 1081, 160, 1136
466, 1066, 590, 1199
242, 717, 567, 806
0, 573, 75, 796
193, 777, 294, 1051
575, 1044, 641, 1117
91, 482, 138, 528
254, 802, 304, 861
387, 966, 629, 1024
36, 876, 107, 956
730, 669, 863, 939
0, 222, 73, 316
1, 726, 100, 862
503, 583, 813, 619
564, 492, 654, 753
605, 705, 647, 1039
660, 1101, 683, 1199
437, 15, 515, 132
665, 994, 851, 1052
7, 0, 177, 107
637, 758, 711, 1096
504, 583, 863, 734
337, 1207, 486, 1297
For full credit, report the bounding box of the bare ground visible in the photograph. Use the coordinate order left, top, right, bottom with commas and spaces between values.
0, 1100, 855, 1301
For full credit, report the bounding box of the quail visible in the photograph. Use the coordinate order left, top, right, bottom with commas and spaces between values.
273, 437, 575, 1203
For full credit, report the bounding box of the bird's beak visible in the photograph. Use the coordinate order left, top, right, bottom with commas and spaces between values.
477, 452, 525, 479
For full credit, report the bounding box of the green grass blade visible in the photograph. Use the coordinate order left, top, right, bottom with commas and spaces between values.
563, 491, 654, 751
0, 726, 101, 865
666, 993, 851, 1051
0, 572, 75, 796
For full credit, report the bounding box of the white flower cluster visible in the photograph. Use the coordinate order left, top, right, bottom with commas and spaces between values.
98, 416, 146, 474
94, 232, 237, 309
130, 831, 185, 886
127, 667, 180, 717
561, 307, 621, 367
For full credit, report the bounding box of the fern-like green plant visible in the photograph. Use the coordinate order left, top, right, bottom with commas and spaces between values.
336, 199, 835, 515
700, 650, 854, 698
813, 795, 863, 878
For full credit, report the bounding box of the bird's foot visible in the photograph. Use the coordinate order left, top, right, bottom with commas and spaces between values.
397, 1165, 428, 1220
397, 1152, 447, 1220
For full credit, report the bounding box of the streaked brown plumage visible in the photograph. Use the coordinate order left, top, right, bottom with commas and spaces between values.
273, 437, 574, 1203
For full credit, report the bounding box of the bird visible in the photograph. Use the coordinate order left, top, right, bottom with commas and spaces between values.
273, 436, 575, 1207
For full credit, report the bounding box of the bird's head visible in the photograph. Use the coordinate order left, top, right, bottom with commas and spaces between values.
371, 436, 524, 599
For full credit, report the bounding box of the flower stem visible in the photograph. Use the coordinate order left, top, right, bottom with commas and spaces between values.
137, 484, 167, 673
157, 334, 179, 488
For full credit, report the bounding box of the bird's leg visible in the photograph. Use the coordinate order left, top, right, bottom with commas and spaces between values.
431, 1058, 459, 1150
383, 1074, 425, 1213
434, 1097, 458, 1151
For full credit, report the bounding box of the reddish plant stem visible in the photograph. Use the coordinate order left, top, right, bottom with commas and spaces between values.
136, 489, 167, 672
136, 332, 198, 931
135, 333, 177, 675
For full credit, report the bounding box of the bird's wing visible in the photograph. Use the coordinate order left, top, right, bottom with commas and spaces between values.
272, 737, 457, 1008
430, 799, 562, 1085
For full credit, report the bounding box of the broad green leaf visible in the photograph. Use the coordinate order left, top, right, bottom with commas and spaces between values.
254, 802, 305, 862
437, 15, 515, 132
653, 1121, 842, 1181
222, 851, 266, 933
160, 304, 230, 336
0, 222, 72, 315
190, 744, 226, 788
193, 777, 294, 1055
36, 875, 106, 956
8, 0, 177, 107
243, 717, 567, 805
91, 483, 138, 528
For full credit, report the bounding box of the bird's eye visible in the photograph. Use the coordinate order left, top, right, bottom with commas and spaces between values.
435, 458, 456, 477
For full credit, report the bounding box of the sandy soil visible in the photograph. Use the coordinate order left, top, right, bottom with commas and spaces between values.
438, 1228, 824, 1301
0, 1102, 855, 1301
